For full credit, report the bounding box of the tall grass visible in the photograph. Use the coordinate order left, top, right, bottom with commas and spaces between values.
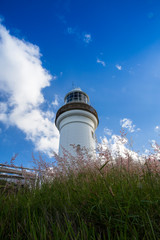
0, 143, 160, 239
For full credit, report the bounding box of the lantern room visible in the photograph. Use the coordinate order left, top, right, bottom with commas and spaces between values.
64, 88, 89, 104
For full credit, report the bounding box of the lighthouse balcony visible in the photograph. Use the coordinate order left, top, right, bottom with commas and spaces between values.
55, 102, 99, 128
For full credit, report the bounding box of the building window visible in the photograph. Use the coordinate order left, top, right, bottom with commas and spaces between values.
91, 131, 94, 139
65, 91, 89, 104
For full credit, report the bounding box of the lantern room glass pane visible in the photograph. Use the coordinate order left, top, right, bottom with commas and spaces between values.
65, 91, 89, 104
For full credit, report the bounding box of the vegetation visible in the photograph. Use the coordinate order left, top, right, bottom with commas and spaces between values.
0, 143, 160, 239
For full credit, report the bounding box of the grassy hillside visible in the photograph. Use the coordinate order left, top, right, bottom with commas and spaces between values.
0, 149, 160, 239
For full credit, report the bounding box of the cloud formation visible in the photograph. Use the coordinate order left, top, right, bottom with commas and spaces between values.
97, 58, 106, 67
155, 126, 160, 132
120, 118, 137, 133
104, 127, 112, 136
83, 33, 92, 44
58, 15, 92, 45
100, 135, 138, 160
115, 64, 122, 70
0, 23, 59, 154
52, 95, 59, 107
67, 26, 92, 44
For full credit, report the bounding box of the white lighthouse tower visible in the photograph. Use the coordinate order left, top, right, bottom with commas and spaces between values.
55, 88, 99, 157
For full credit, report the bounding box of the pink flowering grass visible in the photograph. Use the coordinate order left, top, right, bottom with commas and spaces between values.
0, 141, 160, 239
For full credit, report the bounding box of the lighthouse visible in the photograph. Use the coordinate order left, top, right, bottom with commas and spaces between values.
55, 88, 99, 157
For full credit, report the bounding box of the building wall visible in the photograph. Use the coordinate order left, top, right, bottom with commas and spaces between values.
56, 109, 98, 157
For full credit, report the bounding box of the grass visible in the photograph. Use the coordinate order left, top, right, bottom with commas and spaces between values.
1, 154, 160, 240
1, 137, 160, 240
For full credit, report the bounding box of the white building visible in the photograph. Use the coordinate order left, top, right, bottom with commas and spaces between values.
55, 88, 99, 157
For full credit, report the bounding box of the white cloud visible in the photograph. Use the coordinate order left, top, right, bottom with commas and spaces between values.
120, 118, 136, 133
155, 126, 160, 132
100, 135, 138, 160
115, 64, 122, 70
97, 58, 106, 67
104, 127, 112, 136
0, 23, 59, 154
144, 149, 150, 155
100, 135, 160, 163
0, 102, 8, 122
52, 94, 59, 107
83, 33, 92, 44
150, 140, 160, 159
59, 13, 92, 45
66, 26, 92, 45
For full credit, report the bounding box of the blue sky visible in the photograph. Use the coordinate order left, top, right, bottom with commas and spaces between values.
0, 0, 160, 166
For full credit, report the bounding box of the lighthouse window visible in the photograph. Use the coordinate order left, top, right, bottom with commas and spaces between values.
91, 131, 94, 139
65, 91, 89, 103
81, 94, 87, 103
79, 92, 82, 100
81, 95, 85, 102
70, 93, 73, 102
66, 93, 74, 103
74, 92, 78, 101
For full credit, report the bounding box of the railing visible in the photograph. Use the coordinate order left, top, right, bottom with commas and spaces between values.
0, 163, 39, 186
55, 102, 99, 125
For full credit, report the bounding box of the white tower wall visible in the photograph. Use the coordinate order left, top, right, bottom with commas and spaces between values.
56, 109, 98, 156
